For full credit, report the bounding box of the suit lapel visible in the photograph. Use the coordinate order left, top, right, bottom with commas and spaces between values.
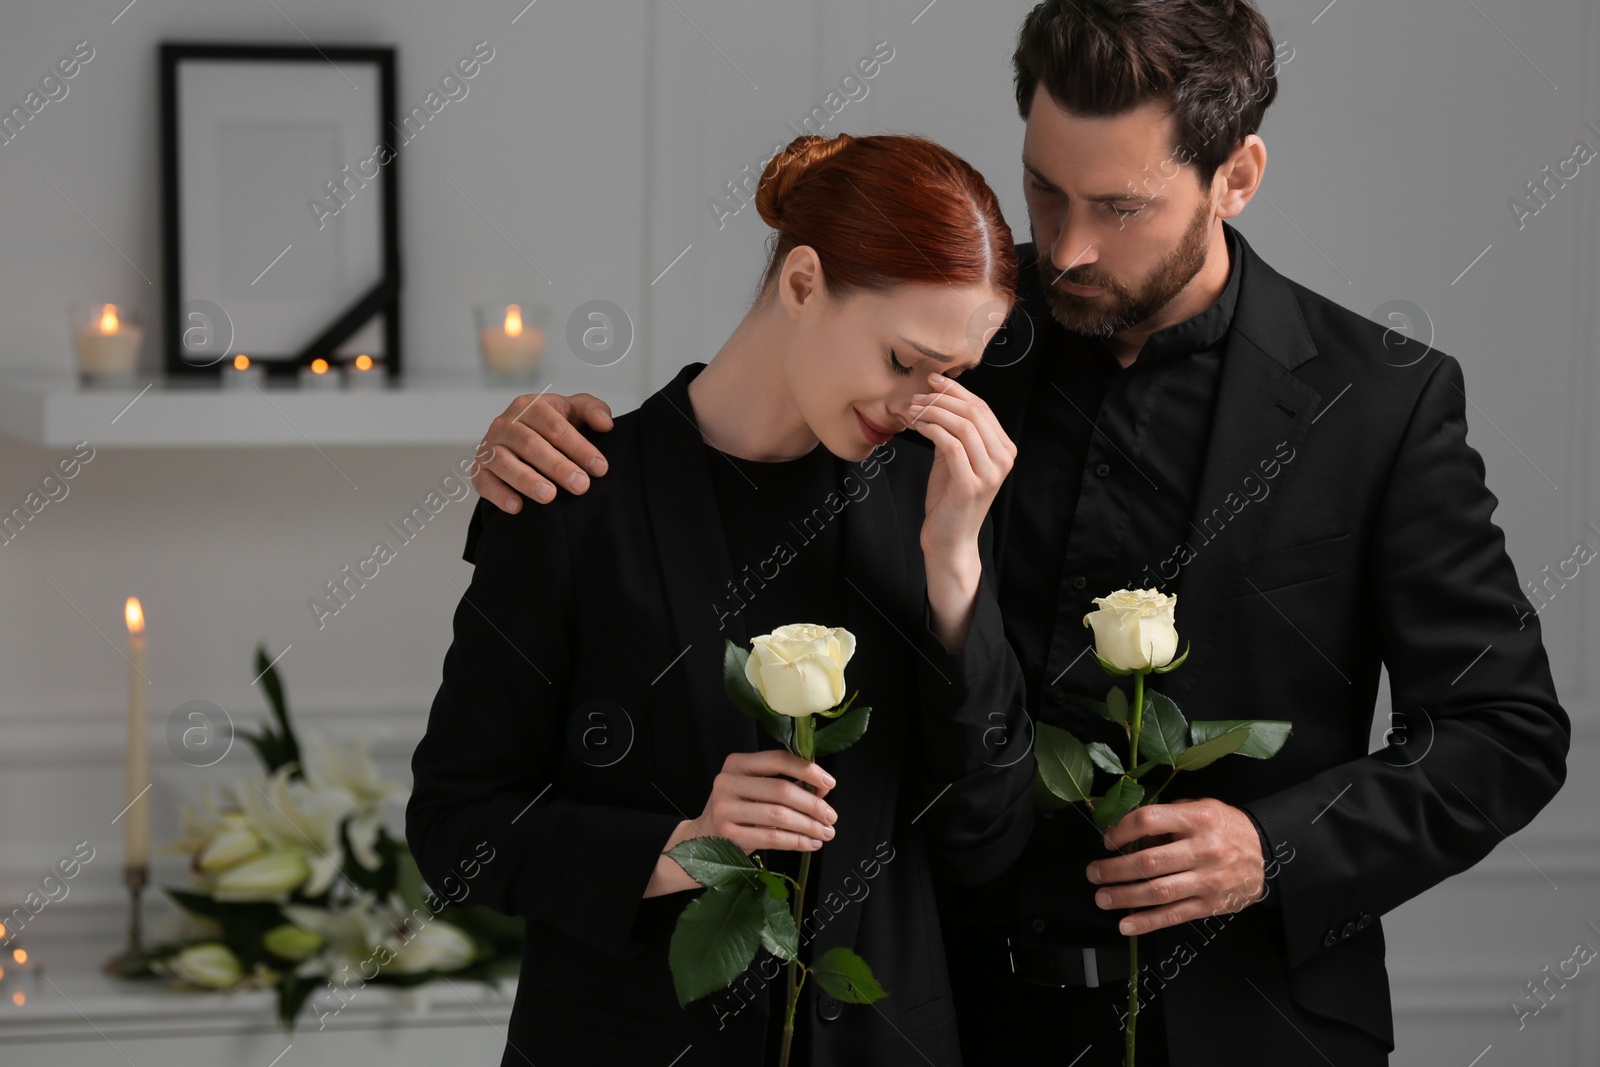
639, 363, 759, 794
1161, 225, 1323, 709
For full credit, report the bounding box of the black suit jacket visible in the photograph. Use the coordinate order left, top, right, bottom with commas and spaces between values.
942, 223, 1570, 1063
407, 360, 1036, 1066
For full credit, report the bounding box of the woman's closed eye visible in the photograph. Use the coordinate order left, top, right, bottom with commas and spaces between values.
889, 348, 914, 377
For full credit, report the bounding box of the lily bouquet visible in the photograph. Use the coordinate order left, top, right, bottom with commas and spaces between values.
128, 645, 522, 1029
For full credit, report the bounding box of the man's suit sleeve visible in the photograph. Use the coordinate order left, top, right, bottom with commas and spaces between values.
1241, 354, 1570, 969
910, 510, 1037, 887
406, 496, 682, 959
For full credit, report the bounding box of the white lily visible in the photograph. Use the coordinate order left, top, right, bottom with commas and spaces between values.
300, 730, 408, 871
232, 764, 353, 897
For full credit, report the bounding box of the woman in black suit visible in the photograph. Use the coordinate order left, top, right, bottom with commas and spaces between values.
406, 132, 1036, 1066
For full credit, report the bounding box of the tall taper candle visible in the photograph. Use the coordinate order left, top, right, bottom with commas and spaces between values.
124, 598, 149, 869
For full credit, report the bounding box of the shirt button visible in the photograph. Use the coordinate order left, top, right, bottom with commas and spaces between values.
1095, 463, 1111, 477
817, 992, 842, 1021
1323, 931, 1338, 948
1030, 918, 1047, 933
1342, 922, 1357, 939
1048, 686, 1068, 705
1357, 914, 1372, 929
1072, 576, 1088, 590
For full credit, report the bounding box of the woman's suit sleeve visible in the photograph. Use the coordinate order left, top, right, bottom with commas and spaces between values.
908, 509, 1036, 886
405, 495, 683, 959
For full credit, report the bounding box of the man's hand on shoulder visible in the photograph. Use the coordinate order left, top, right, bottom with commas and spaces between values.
472, 392, 615, 513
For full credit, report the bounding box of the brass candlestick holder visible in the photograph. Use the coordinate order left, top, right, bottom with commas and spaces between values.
102, 865, 152, 978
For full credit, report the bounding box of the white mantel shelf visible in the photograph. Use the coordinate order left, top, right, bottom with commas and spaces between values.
0, 937, 516, 1046
0, 372, 642, 449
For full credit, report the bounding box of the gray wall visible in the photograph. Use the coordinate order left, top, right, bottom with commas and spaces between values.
0, 1, 1594, 1062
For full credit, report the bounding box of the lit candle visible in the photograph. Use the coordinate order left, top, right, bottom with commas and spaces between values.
297, 357, 341, 390
222, 353, 263, 390
344, 353, 383, 391
73, 304, 143, 380
124, 598, 149, 870
477, 304, 545, 376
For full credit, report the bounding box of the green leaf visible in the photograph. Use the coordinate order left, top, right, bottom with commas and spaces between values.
668, 884, 765, 1006
1136, 690, 1189, 766
755, 867, 789, 901
1105, 686, 1130, 726
1035, 721, 1095, 805
251, 643, 300, 776
166, 887, 221, 919
813, 706, 870, 757
723, 642, 795, 748
811, 946, 888, 1004
1033, 771, 1070, 812
1086, 741, 1125, 776
1091, 777, 1145, 833
1064, 692, 1109, 718
1189, 720, 1293, 760
277, 972, 315, 1032
1171, 726, 1251, 772
665, 836, 759, 891
1089, 648, 1136, 676
758, 892, 798, 961
1151, 641, 1191, 674
814, 691, 857, 719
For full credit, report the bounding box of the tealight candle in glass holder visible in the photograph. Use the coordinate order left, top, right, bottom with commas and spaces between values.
476, 303, 546, 378
297, 357, 341, 390
69, 303, 143, 383
343, 353, 384, 391
222, 354, 263, 390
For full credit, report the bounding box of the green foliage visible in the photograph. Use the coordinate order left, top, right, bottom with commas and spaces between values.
665, 836, 760, 891
1036, 721, 1095, 805
1093, 776, 1145, 833
813, 705, 870, 756
1189, 719, 1293, 759
667, 878, 766, 1006
243, 644, 301, 776
811, 947, 887, 1004
722, 641, 794, 747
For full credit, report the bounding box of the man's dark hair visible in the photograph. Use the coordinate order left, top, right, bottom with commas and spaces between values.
1013, 0, 1284, 191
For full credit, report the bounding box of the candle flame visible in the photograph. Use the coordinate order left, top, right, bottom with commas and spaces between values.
10, 991, 22, 1007
504, 305, 523, 337
310, 358, 329, 375
11, 949, 25, 965
233, 354, 250, 370
99, 305, 120, 334
355, 354, 373, 370
125, 597, 144, 634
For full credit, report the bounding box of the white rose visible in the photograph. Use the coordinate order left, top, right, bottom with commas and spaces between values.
744, 624, 856, 717
1082, 589, 1179, 672
169, 942, 244, 989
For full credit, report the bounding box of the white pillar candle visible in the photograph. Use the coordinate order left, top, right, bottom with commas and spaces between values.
124, 598, 149, 869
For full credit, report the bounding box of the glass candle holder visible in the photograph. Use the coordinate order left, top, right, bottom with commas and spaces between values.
343, 353, 384, 391
297, 357, 341, 390
475, 303, 547, 378
222, 354, 263, 390
69, 303, 143, 382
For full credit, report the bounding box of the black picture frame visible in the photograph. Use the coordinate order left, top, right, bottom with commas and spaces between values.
159, 42, 401, 381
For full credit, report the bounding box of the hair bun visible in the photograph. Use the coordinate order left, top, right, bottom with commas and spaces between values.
756, 133, 854, 229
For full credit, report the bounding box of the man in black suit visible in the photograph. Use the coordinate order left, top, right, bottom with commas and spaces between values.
463, 2, 1569, 1063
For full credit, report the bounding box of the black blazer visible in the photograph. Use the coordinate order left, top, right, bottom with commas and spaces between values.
406, 360, 1036, 1066
952, 223, 1570, 1063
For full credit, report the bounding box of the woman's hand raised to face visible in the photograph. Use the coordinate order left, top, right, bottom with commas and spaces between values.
471, 392, 616, 513
907, 372, 1017, 559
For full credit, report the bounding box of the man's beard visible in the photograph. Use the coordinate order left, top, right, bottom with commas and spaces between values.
1032, 198, 1213, 339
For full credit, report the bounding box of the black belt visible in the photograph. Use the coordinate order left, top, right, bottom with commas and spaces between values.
1006, 933, 1131, 989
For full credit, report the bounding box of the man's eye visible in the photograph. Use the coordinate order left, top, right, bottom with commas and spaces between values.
888, 349, 913, 376
1109, 204, 1141, 218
